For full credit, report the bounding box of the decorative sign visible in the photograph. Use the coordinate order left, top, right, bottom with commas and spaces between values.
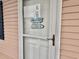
31, 17, 44, 29
24, 4, 44, 29
24, 4, 49, 37
31, 23, 44, 29
31, 16, 43, 23
24, 4, 40, 17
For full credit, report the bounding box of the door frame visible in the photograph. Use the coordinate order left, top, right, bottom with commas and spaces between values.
55, 0, 62, 59
18, 0, 62, 59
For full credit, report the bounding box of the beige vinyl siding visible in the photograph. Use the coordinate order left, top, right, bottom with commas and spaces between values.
0, 0, 18, 59
61, 0, 79, 59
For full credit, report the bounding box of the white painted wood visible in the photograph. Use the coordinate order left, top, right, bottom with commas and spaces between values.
55, 0, 62, 59
23, 34, 47, 39
48, 40, 55, 59
24, 38, 49, 59
48, 0, 57, 59
18, 0, 24, 59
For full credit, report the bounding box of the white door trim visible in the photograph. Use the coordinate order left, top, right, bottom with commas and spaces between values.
18, 0, 62, 59
18, 0, 24, 59
55, 0, 62, 59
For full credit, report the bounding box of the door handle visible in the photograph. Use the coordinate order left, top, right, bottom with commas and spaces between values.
52, 34, 55, 46
47, 34, 55, 46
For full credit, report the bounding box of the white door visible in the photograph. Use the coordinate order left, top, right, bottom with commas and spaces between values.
18, 0, 61, 59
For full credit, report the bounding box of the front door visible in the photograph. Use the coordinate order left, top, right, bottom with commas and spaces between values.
18, 0, 60, 59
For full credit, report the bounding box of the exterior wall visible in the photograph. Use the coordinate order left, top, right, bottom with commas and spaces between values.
61, 0, 79, 59
0, 0, 79, 59
0, 0, 18, 59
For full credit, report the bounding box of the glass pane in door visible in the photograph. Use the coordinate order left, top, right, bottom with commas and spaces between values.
23, 0, 50, 37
